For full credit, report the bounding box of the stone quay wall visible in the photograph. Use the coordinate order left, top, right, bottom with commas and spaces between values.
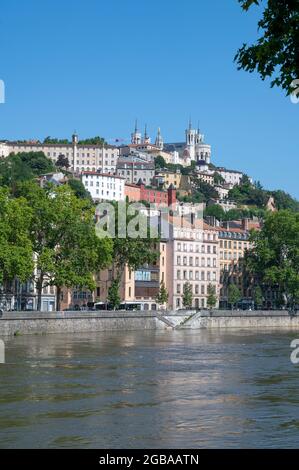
0, 310, 299, 336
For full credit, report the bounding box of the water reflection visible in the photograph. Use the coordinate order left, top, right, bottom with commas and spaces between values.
0, 330, 299, 448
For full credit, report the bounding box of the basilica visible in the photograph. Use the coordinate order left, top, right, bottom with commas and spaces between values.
131, 119, 212, 166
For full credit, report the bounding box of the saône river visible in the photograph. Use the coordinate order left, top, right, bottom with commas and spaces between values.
0, 330, 299, 448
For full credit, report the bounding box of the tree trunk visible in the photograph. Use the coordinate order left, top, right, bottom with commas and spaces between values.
36, 273, 44, 311
56, 286, 61, 312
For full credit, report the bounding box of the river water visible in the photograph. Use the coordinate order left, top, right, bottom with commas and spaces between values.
0, 329, 299, 448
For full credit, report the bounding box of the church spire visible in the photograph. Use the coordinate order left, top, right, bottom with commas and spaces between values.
155, 127, 163, 150
131, 119, 141, 145
143, 124, 150, 144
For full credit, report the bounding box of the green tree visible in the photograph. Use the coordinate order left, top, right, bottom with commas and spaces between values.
156, 281, 169, 308
16, 182, 112, 310
182, 282, 193, 309
56, 154, 70, 170
15, 182, 56, 309
99, 201, 159, 298
228, 284, 242, 310
78, 136, 106, 146
154, 155, 167, 169
246, 210, 299, 309
235, 0, 299, 96
270, 190, 299, 212
49, 187, 112, 310
253, 285, 264, 309
43, 137, 70, 144
213, 172, 225, 185
107, 279, 121, 310
0, 152, 55, 193
17, 151, 55, 175
68, 178, 92, 201
205, 204, 226, 221
0, 188, 34, 297
207, 283, 217, 309
195, 180, 219, 202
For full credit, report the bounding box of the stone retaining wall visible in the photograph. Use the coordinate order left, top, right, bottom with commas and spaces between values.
0, 310, 299, 336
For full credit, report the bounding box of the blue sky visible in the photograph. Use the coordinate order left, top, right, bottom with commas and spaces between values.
0, 0, 298, 198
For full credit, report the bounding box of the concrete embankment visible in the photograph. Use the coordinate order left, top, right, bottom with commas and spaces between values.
0, 311, 191, 337
180, 310, 299, 330
0, 310, 299, 336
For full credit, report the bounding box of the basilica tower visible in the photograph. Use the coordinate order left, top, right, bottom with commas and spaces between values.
155, 127, 164, 150
131, 120, 142, 145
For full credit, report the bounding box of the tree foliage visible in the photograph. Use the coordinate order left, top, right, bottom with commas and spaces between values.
228, 284, 242, 309
253, 285, 264, 308
107, 279, 121, 310
56, 153, 70, 170
207, 283, 217, 309
154, 156, 167, 169
78, 136, 106, 146
43, 136, 70, 144
182, 282, 193, 308
68, 178, 92, 201
0, 188, 34, 290
0, 152, 55, 191
246, 210, 299, 307
156, 281, 169, 306
235, 0, 299, 95
16, 182, 112, 310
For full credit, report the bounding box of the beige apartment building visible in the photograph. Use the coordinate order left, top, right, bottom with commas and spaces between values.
166, 216, 219, 310
154, 170, 182, 189
215, 219, 261, 308
3, 133, 119, 174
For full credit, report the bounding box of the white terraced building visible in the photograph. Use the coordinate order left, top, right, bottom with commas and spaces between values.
0, 133, 119, 174
81, 171, 125, 202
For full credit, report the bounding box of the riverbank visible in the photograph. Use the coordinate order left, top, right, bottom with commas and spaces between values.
1, 310, 299, 336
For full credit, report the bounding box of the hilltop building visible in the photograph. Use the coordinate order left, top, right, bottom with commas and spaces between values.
1, 133, 120, 174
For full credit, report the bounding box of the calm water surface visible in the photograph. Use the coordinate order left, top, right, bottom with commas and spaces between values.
0, 329, 299, 448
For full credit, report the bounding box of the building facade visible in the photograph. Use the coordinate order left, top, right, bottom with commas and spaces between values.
2, 134, 119, 174
116, 156, 155, 186
81, 171, 125, 202
166, 216, 219, 310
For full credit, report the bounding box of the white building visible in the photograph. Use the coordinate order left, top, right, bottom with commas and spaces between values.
216, 168, 243, 188
214, 185, 230, 199
81, 171, 125, 202
0, 142, 9, 157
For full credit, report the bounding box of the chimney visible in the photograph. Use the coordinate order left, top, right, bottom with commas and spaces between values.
167, 184, 176, 207
190, 212, 195, 227
242, 218, 249, 231
205, 215, 216, 227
